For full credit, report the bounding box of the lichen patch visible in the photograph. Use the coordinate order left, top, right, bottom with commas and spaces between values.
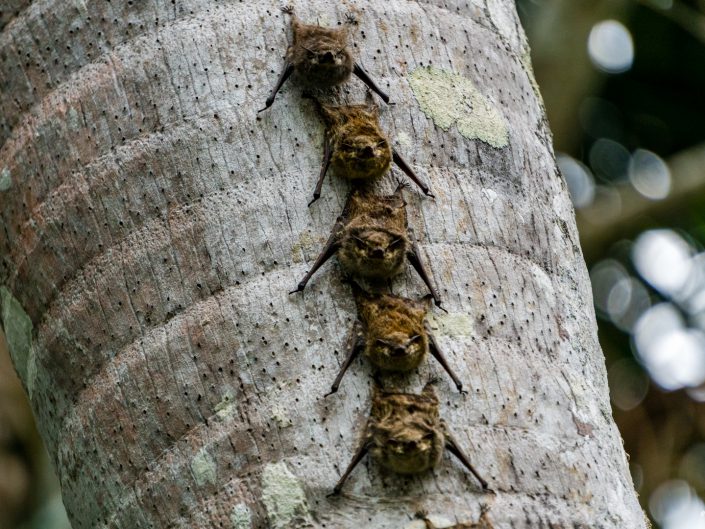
215, 390, 237, 420
0, 167, 11, 191
0, 287, 36, 398
261, 462, 312, 528
190, 448, 217, 487
427, 312, 474, 337
230, 503, 252, 529
409, 67, 509, 148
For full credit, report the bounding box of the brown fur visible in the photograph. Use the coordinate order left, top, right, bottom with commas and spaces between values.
337, 187, 409, 279
319, 101, 392, 181
286, 11, 354, 87
353, 286, 430, 372
366, 384, 445, 475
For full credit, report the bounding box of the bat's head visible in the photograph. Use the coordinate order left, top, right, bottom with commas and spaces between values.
369, 391, 443, 474
367, 331, 427, 371
290, 22, 354, 85
335, 132, 392, 181
340, 227, 407, 279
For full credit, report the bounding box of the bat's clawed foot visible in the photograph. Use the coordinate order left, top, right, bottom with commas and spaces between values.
281, 5, 294, 15
289, 283, 306, 295
344, 12, 358, 25
258, 98, 275, 114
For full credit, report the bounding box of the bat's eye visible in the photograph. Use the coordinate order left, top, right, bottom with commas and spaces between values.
354, 237, 366, 248
377, 140, 388, 149
389, 238, 404, 249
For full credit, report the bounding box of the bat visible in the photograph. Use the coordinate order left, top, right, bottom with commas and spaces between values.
306, 94, 433, 205
259, 7, 390, 112
290, 183, 442, 306
331, 383, 489, 494
325, 281, 464, 395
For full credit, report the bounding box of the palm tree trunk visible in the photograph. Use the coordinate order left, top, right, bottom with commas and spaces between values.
0, 1, 647, 527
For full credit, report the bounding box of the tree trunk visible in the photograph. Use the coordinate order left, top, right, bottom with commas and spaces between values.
0, 1, 647, 528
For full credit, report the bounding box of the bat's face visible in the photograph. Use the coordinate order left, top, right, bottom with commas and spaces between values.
340, 228, 407, 279
334, 133, 392, 180
290, 26, 354, 85
367, 331, 427, 371
370, 410, 444, 474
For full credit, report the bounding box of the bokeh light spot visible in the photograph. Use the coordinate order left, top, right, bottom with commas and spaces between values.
634, 304, 705, 390
633, 230, 693, 296
629, 149, 671, 200
608, 358, 649, 411
588, 20, 634, 74
557, 154, 595, 208
650, 480, 705, 529
589, 138, 630, 181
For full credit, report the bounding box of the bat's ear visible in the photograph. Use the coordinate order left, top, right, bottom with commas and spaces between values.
364, 90, 379, 113
421, 379, 439, 399
420, 293, 435, 310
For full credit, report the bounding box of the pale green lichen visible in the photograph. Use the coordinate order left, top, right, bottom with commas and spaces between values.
67, 107, 81, 131
271, 404, 293, 428
427, 312, 474, 337
0, 287, 36, 398
291, 232, 317, 264
0, 167, 11, 191
261, 462, 312, 528
395, 130, 412, 149
215, 390, 236, 420
520, 50, 543, 101
409, 67, 509, 148
230, 503, 252, 529
190, 448, 217, 487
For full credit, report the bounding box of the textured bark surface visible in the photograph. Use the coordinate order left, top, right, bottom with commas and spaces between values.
0, 1, 646, 528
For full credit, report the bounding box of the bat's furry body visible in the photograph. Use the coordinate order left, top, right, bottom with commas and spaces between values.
290, 185, 442, 305
325, 284, 465, 394
259, 8, 389, 112
331, 384, 488, 493
306, 97, 433, 204
368, 384, 445, 475
287, 13, 353, 87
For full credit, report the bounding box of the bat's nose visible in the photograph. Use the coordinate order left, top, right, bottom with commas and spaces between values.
361, 145, 375, 158
392, 346, 407, 357
320, 51, 334, 63
371, 248, 384, 258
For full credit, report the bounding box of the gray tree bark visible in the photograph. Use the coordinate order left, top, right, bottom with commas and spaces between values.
0, 1, 647, 528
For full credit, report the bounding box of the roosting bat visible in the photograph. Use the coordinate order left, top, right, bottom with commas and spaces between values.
325, 281, 463, 395
306, 94, 433, 205
289, 183, 442, 306
331, 383, 488, 494
259, 6, 389, 112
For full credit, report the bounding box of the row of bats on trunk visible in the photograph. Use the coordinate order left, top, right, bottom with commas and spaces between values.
260, 7, 491, 501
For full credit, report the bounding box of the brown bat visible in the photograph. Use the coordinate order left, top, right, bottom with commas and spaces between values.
415, 506, 493, 529
331, 383, 488, 494
289, 183, 442, 306
325, 281, 464, 395
306, 94, 432, 205
259, 6, 389, 112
